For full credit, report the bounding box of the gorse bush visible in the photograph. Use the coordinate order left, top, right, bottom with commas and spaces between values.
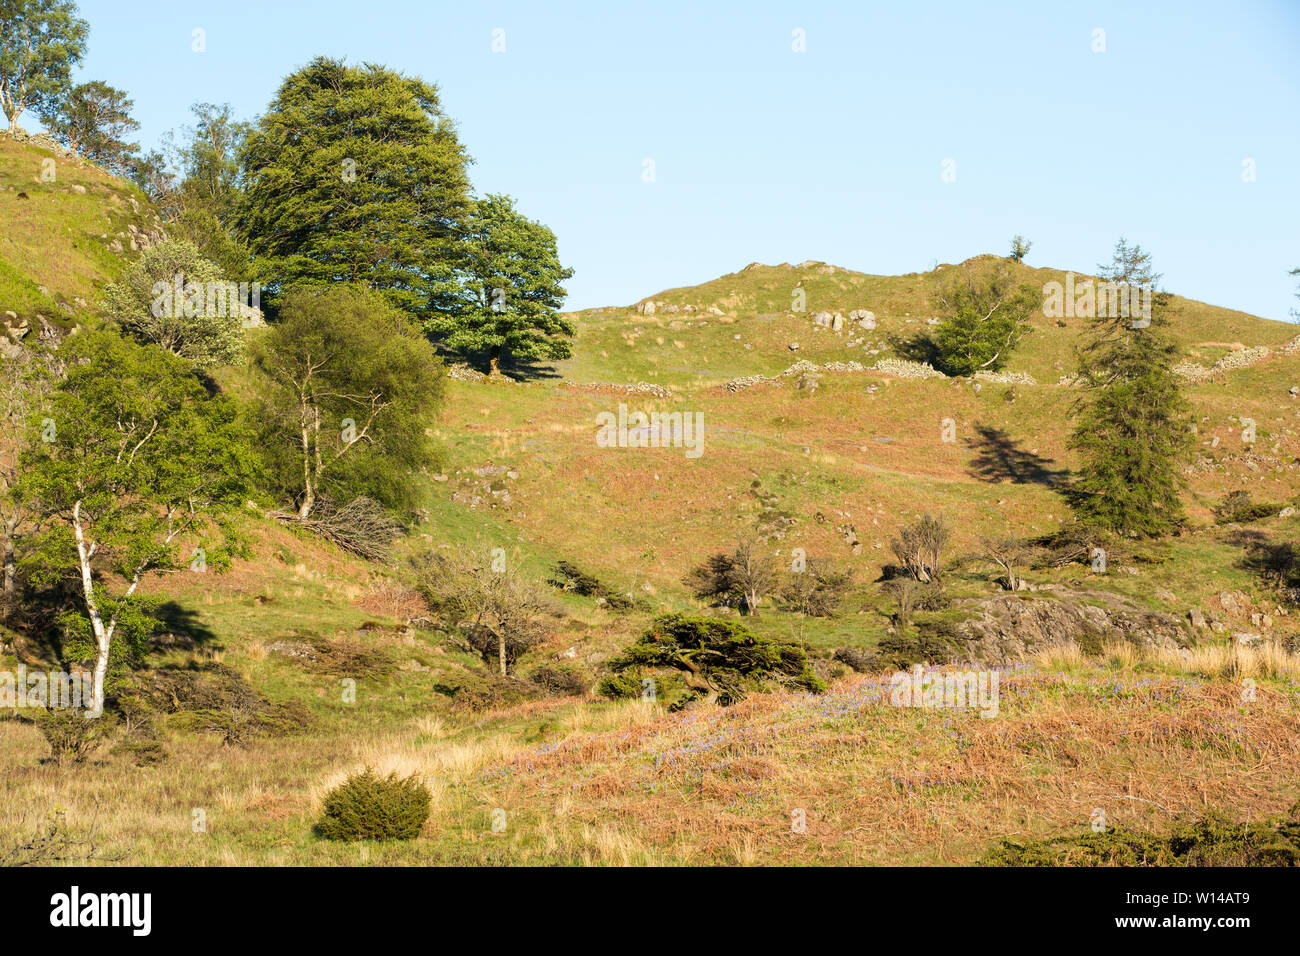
316, 770, 431, 842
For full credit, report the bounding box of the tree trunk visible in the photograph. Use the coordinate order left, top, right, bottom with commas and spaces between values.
488, 347, 502, 377
71, 502, 107, 718
1, 510, 15, 619
680, 661, 719, 706
498, 631, 507, 676
297, 482, 314, 519
298, 399, 314, 518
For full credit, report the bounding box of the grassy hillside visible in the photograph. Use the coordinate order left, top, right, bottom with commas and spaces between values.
0, 135, 158, 327
3, 144, 1299, 865
554, 256, 1299, 387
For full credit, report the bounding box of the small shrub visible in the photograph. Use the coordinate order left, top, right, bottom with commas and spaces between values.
1214, 490, 1281, 525
528, 664, 589, 697
430, 668, 531, 710
549, 560, 639, 611
596, 673, 642, 700
33, 707, 111, 764
833, 647, 873, 673
315, 770, 431, 842
871, 628, 961, 670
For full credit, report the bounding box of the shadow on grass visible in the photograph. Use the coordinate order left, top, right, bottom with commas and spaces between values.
966, 423, 1070, 487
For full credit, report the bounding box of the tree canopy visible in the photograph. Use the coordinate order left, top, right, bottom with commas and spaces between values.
426, 193, 575, 375
235, 57, 473, 321
100, 237, 246, 369
0, 0, 88, 130
20, 330, 254, 714
249, 285, 445, 519
37, 78, 138, 175
930, 262, 1037, 376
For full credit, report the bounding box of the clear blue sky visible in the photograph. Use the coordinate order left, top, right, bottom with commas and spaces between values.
49, 0, 1300, 319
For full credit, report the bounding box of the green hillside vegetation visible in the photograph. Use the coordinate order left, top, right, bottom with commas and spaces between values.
0, 134, 157, 325
2, 20, 1299, 866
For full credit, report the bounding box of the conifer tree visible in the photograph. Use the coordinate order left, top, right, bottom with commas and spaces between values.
1068, 239, 1192, 537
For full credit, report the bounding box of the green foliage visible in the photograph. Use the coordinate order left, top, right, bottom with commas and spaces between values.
1008, 235, 1032, 262
19, 329, 255, 707
32, 705, 111, 764
0, 0, 89, 128
236, 57, 472, 322
871, 625, 962, 669
595, 672, 643, 701
37, 79, 139, 175
984, 812, 1300, 867
131, 104, 255, 279
549, 559, 639, 611
315, 770, 431, 842
250, 285, 445, 518
930, 262, 1037, 375
425, 193, 574, 374
1069, 241, 1193, 537
608, 613, 824, 706
100, 237, 245, 368
1213, 490, 1280, 525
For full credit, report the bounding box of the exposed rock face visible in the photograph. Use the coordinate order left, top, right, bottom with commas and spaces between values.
953, 593, 1190, 665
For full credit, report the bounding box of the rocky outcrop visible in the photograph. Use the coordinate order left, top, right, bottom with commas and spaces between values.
952, 592, 1190, 665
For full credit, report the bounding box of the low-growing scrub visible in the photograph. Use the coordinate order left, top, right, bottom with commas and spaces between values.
315, 770, 431, 842
605, 613, 824, 707
984, 810, 1300, 866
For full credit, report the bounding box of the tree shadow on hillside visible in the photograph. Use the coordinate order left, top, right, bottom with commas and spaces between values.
1227, 528, 1299, 593
150, 601, 222, 653
966, 423, 1070, 487
887, 330, 940, 366
436, 346, 562, 382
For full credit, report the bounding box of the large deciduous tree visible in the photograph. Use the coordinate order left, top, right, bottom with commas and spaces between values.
37, 79, 139, 175
250, 285, 445, 520
0, 0, 88, 131
1068, 239, 1193, 537
426, 193, 575, 376
21, 331, 253, 715
235, 57, 473, 321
